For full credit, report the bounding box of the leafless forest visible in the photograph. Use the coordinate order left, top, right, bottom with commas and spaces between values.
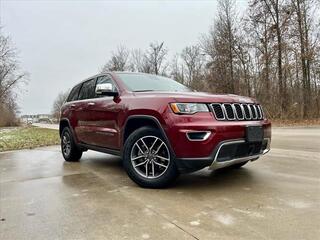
0, 28, 27, 127
102, 0, 320, 119
1, 0, 320, 127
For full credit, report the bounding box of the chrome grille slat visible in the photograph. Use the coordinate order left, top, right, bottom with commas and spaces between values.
211, 103, 225, 120
233, 103, 244, 120
256, 105, 262, 119
258, 105, 264, 119
223, 103, 236, 120
242, 104, 251, 119
211, 103, 264, 121
249, 104, 257, 120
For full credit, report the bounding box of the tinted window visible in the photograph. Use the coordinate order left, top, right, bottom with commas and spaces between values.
95, 75, 117, 97
116, 73, 191, 92
67, 84, 81, 102
78, 79, 96, 100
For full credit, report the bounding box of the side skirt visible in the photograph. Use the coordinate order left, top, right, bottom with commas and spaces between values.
78, 143, 121, 156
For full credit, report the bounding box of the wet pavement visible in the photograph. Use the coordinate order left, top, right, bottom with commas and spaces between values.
0, 127, 319, 240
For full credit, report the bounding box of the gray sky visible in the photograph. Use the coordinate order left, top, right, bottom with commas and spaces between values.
1, 0, 248, 114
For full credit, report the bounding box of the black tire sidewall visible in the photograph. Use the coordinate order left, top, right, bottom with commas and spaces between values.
123, 127, 178, 188
61, 127, 82, 162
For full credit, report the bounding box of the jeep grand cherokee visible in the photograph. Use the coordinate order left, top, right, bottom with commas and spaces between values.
59, 72, 271, 188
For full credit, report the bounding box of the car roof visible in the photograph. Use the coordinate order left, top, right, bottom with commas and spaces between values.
77, 71, 155, 85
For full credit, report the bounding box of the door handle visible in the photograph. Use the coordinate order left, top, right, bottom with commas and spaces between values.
70, 104, 76, 109
87, 102, 95, 106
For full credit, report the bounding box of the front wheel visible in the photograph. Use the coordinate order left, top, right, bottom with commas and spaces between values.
123, 127, 179, 188
61, 127, 82, 162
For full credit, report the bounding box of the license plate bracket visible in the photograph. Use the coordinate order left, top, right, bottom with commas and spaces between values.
246, 125, 264, 142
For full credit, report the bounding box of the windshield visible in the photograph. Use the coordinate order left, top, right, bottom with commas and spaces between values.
116, 73, 192, 92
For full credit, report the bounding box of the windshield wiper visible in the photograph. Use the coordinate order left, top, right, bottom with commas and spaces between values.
133, 90, 155, 92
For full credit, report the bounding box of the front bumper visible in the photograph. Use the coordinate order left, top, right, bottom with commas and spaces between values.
175, 137, 270, 172
209, 138, 270, 170
164, 112, 271, 172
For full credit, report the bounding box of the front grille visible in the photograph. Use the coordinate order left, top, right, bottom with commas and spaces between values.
211, 103, 264, 121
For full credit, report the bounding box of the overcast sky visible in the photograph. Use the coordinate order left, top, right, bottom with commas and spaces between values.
1, 0, 248, 114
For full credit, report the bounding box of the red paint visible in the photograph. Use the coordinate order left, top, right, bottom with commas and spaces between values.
61, 72, 271, 159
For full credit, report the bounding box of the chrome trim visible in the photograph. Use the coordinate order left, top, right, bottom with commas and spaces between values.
186, 131, 211, 141
258, 105, 264, 119
250, 104, 258, 120
221, 104, 228, 120
233, 103, 244, 120
248, 104, 253, 119
223, 103, 236, 120
242, 104, 251, 120
211, 103, 226, 120
253, 105, 258, 119
209, 138, 270, 170
211, 103, 265, 121
256, 105, 261, 119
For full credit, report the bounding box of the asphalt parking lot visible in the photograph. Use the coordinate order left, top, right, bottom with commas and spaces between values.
0, 127, 319, 240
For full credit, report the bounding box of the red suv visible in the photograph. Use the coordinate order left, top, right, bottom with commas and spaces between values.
60, 72, 271, 188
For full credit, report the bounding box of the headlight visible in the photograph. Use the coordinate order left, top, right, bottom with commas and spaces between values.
170, 103, 209, 114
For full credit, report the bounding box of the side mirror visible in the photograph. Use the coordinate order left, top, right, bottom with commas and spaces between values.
95, 83, 118, 97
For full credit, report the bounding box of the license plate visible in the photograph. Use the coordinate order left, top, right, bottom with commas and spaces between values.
246, 125, 264, 142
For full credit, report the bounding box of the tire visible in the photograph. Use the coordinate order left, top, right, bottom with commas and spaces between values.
123, 127, 179, 188
61, 127, 82, 162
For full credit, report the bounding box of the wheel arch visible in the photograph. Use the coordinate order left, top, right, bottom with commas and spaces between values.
59, 118, 71, 137
122, 115, 175, 156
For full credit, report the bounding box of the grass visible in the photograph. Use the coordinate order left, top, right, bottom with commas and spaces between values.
0, 126, 60, 152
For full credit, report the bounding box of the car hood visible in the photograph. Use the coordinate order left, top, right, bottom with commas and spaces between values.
133, 91, 257, 104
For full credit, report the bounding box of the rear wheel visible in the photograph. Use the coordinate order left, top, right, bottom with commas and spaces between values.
61, 127, 82, 162
123, 127, 179, 188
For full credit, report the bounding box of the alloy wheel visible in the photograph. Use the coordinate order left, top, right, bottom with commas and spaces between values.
62, 132, 71, 157
130, 135, 170, 179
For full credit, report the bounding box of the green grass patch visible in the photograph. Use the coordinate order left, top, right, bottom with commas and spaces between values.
0, 127, 60, 152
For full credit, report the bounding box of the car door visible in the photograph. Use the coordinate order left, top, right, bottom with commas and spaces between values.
85, 74, 122, 149
65, 83, 82, 140
74, 78, 97, 145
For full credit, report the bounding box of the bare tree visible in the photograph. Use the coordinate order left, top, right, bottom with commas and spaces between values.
291, 0, 317, 117
97, 0, 320, 119
101, 45, 130, 72
202, 0, 239, 93
180, 45, 205, 89
145, 42, 168, 75
130, 49, 153, 73
52, 91, 69, 120
260, 0, 292, 115
0, 28, 27, 126
169, 54, 185, 84
0, 29, 27, 103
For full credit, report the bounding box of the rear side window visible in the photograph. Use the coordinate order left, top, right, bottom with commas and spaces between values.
67, 84, 81, 102
78, 78, 96, 100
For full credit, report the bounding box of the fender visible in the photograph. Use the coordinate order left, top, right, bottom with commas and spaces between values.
59, 118, 79, 143
121, 115, 176, 157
